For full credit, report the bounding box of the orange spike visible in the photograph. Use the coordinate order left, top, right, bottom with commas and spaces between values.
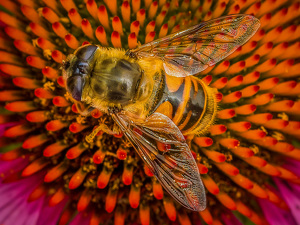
148, 1, 158, 19
93, 148, 106, 164
52, 96, 70, 107
222, 91, 242, 104
0, 147, 22, 161
178, 212, 191, 225
105, 186, 118, 213
243, 156, 267, 168
271, 80, 297, 95
52, 22, 68, 38
245, 54, 260, 67
130, 20, 140, 35
197, 163, 208, 174
224, 61, 245, 75
204, 11, 212, 21
153, 180, 164, 199
194, 137, 213, 147
219, 138, 239, 149
201, 149, 226, 162
218, 109, 235, 119
234, 104, 256, 115
282, 121, 300, 136
29, 22, 49, 39
212, 1, 226, 18
214, 162, 239, 176
28, 184, 46, 202
26, 111, 48, 122
128, 32, 138, 49
22, 158, 49, 177
42, 7, 59, 23
236, 201, 252, 218
202, 75, 212, 85
230, 147, 254, 158
265, 100, 294, 112
86, 0, 98, 20
156, 10, 166, 27
37, 37, 56, 51
69, 122, 88, 133
248, 93, 274, 105
26, 56, 47, 69
81, 19, 94, 39
227, 121, 251, 132
248, 183, 268, 199
211, 77, 227, 89
44, 161, 68, 182
65, 33, 79, 49
34, 88, 55, 99
231, 174, 254, 189
97, 5, 110, 30
42, 66, 58, 79
66, 143, 87, 159
241, 85, 260, 98
43, 141, 68, 157
276, 25, 298, 43
0, 51, 21, 65
0, 11, 24, 28
225, 75, 243, 89
276, 166, 298, 180
5, 101, 37, 112
60, 0, 77, 11
0, 64, 30, 77
159, 23, 168, 38
112, 16, 123, 35
238, 129, 266, 140
163, 197, 176, 221
212, 61, 230, 75
21, 5, 41, 23
256, 58, 277, 73
121, 1, 131, 25
97, 166, 113, 189
137, 9, 146, 27
132, 0, 141, 13
13, 77, 40, 89
245, 1, 261, 15
111, 31, 122, 48
122, 164, 133, 185
95, 26, 108, 46
216, 192, 237, 210
103, 0, 117, 14
22, 134, 49, 149
46, 120, 68, 132
0, 90, 24, 101
266, 59, 295, 78
139, 204, 150, 225
228, 4, 240, 14
69, 167, 87, 189
264, 119, 289, 130
144, 165, 154, 177
114, 208, 125, 225
129, 184, 141, 208
145, 31, 156, 43
226, 46, 242, 60
242, 71, 260, 85
239, 41, 257, 55
210, 124, 226, 136
49, 188, 66, 206
4, 124, 34, 137
14, 40, 38, 55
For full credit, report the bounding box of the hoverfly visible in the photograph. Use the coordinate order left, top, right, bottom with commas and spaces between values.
62, 15, 260, 211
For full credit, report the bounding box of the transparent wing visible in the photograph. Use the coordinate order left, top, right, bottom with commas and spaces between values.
112, 112, 206, 211
130, 14, 260, 77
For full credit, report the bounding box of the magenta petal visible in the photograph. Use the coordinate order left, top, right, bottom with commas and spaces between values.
283, 159, 300, 177
36, 197, 68, 225
258, 197, 297, 225
69, 212, 91, 225
274, 178, 300, 223
0, 157, 28, 181
0, 122, 19, 137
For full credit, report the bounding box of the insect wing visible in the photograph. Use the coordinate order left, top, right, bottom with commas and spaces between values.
130, 14, 260, 77
112, 112, 206, 211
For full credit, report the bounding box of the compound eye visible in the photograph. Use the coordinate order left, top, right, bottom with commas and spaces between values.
75, 45, 98, 61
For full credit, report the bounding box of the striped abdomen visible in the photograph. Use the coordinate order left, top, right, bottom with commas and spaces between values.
154, 74, 217, 136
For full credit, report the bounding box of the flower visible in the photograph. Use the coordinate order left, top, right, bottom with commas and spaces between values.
0, 0, 299, 224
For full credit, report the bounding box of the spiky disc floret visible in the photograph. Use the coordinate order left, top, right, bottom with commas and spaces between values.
0, 0, 300, 224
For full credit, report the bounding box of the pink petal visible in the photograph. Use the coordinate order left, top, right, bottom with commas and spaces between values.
258, 197, 297, 225
274, 178, 300, 224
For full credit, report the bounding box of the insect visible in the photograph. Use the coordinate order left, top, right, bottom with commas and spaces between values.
62, 15, 260, 211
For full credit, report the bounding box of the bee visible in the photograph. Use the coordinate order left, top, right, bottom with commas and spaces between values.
62, 15, 260, 211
